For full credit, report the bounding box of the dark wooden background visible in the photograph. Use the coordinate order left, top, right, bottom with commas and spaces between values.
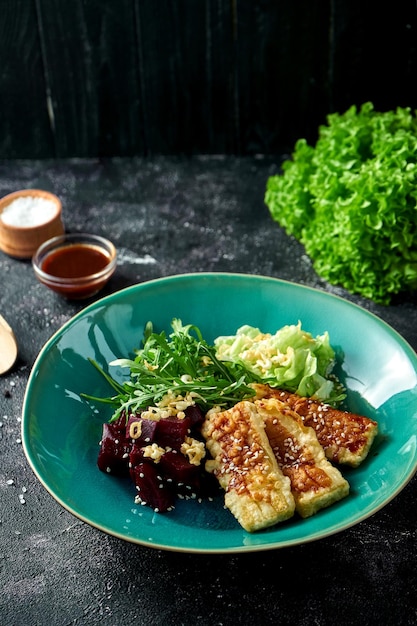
1, 0, 416, 159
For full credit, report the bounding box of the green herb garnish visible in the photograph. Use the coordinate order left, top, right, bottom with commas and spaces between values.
265, 102, 417, 304
84, 319, 259, 422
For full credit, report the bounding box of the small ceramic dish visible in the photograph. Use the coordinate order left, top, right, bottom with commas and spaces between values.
32, 233, 117, 300
0, 189, 64, 259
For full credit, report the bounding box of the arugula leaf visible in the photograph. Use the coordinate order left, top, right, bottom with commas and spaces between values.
84, 319, 259, 422
265, 102, 417, 304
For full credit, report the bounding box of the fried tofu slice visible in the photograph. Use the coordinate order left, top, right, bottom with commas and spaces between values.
255, 398, 350, 518
201, 401, 295, 532
252, 384, 378, 467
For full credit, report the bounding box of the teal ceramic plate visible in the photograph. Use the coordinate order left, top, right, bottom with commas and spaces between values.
22, 273, 417, 553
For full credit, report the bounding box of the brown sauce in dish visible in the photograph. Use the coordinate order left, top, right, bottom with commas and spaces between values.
41, 244, 110, 278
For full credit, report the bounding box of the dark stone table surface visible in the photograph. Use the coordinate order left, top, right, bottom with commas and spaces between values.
1, 156, 417, 626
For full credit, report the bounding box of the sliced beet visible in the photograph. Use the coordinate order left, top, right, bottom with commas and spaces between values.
184, 404, 205, 428
154, 415, 192, 449
97, 422, 132, 476
128, 443, 146, 472
159, 449, 200, 488
126, 415, 158, 445
99, 404, 210, 513
111, 412, 129, 433
131, 462, 175, 512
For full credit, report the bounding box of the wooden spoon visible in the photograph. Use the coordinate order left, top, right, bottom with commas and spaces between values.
0, 314, 18, 375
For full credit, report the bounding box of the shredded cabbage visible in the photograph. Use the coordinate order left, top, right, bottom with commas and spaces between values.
265, 102, 417, 304
214, 322, 345, 404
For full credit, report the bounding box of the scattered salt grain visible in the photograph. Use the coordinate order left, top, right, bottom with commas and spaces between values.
6, 479, 14, 485
1, 196, 57, 227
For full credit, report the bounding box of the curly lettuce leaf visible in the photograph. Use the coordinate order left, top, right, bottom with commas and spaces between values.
265, 102, 417, 304
214, 322, 345, 404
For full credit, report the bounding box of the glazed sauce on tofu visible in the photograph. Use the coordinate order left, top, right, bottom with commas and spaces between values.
41, 243, 110, 278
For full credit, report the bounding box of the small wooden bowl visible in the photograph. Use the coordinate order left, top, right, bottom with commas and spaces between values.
0, 189, 64, 259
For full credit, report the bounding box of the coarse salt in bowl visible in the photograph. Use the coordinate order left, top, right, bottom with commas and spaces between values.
0, 189, 64, 259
